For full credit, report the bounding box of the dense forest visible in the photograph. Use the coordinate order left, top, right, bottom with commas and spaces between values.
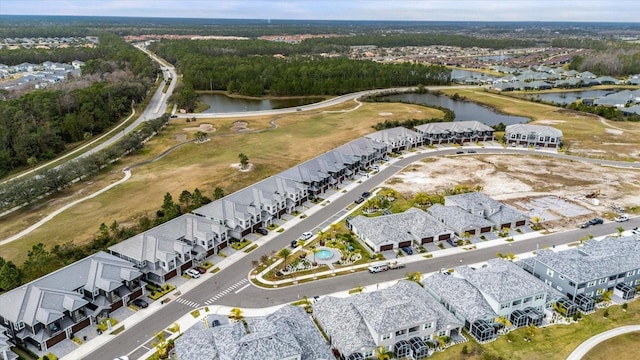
303, 33, 537, 49
150, 39, 451, 110
568, 48, 640, 76
0, 33, 157, 177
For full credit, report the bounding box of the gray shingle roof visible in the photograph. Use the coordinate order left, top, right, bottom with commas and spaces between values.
445, 192, 528, 227
533, 236, 640, 283
423, 273, 496, 323
174, 305, 331, 360
313, 281, 462, 354
455, 259, 548, 303
427, 204, 494, 231
505, 124, 563, 138
349, 207, 453, 246
0, 251, 140, 325
365, 126, 422, 145
415, 121, 493, 135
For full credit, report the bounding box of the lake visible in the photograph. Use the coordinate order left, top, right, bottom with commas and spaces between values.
522, 90, 618, 105
378, 92, 529, 125
199, 94, 325, 113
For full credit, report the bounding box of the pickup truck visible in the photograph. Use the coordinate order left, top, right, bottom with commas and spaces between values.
388, 261, 405, 270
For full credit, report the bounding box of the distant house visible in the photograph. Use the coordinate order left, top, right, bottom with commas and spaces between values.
593, 90, 635, 107
423, 259, 550, 342
0, 252, 143, 352
174, 305, 332, 360
347, 207, 454, 252
414, 121, 494, 145
71, 60, 85, 69
521, 236, 640, 310
313, 281, 462, 359
505, 124, 563, 148
444, 192, 529, 230
0, 331, 19, 360
492, 82, 515, 92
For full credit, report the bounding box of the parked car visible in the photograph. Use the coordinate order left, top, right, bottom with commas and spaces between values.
456, 150, 464, 154
194, 266, 207, 274
361, 191, 371, 198
170, 115, 178, 118
132, 298, 148, 308
401, 246, 414, 255
256, 227, 269, 235
354, 197, 365, 204
447, 238, 458, 247
291, 240, 298, 248
581, 218, 604, 228
185, 269, 201, 279
388, 261, 405, 270
300, 231, 313, 240
368, 263, 389, 273
632, 227, 640, 235
467, 149, 477, 153
614, 214, 629, 222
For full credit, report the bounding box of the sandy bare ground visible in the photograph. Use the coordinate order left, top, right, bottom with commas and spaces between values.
385, 154, 640, 228
183, 123, 216, 133
230, 163, 254, 172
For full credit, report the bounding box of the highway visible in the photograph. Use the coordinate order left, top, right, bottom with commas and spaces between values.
87, 146, 640, 360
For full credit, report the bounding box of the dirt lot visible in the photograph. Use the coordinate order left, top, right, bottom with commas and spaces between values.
385, 154, 640, 231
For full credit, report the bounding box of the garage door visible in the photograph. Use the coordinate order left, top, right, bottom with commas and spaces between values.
380, 244, 394, 251
481, 227, 492, 233
438, 233, 451, 240
467, 229, 476, 235
501, 223, 511, 229
398, 241, 412, 248
516, 220, 526, 226
421, 237, 434, 244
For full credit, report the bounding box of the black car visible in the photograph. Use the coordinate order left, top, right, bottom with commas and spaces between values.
401, 246, 414, 255
362, 191, 371, 198
132, 298, 148, 308
291, 240, 298, 248
170, 114, 178, 118
467, 149, 477, 153
456, 151, 464, 154
256, 227, 268, 235
581, 218, 604, 228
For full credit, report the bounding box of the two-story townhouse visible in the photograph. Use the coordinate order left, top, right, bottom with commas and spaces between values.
147, 214, 228, 260
423, 259, 549, 342
333, 137, 388, 171
279, 162, 332, 199
426, 204, 495, 237
313, 281, 462, 359
444, 192, 529, 230
193, 199, 254, 239
521, 236, 640, 311
347, 207, 454, 252
108, 232, 192, 284
414, 121, 494, 145
365, 126, 423, 153
505, 124, 563, 148
0, 252, 143, 352
175, 305, 332, 360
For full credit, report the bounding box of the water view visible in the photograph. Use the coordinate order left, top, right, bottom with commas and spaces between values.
379, 92, 529, 125
199, 93, 325, 113
522, 89, 618, 105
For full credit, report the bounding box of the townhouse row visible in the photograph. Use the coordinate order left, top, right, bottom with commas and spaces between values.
347, 192, 530, 252
174, 235, 640, 359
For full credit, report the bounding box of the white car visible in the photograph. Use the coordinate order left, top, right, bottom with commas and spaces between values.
185, 269, 201, 279
300, 232, 313, 240
632, 227, 640, 236
614, 214, 629, 222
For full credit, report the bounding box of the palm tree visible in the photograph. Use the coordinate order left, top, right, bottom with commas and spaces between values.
406, 271, 423, 285
616, 226, 624, 237
278, 248, 291, 270
374, 346, 393, 360
151, 331, 169, 358
310, 245, 319, 265
229, 307, 243, 322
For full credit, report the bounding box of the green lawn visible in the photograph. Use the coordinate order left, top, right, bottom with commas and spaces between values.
582, 331, 640, 360
429, 300, 640, 360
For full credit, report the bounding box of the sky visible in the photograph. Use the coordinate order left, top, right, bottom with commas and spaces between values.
1, 0, 639, 22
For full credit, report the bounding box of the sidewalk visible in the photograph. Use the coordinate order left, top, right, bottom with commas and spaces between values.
60, 142, 541, 360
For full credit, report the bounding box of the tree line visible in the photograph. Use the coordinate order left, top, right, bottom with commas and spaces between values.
303, 33, 538, 49
0, 115, 170, 213
0, 185, 226, 293
568, 48, 640, 77
0, 33, 157, 177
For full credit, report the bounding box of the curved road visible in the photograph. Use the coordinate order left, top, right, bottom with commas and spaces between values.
566, 325, 640, 360
87, 146, 640, 360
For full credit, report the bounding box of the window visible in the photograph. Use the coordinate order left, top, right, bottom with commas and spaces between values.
588, 281, 596, 287
599, 278, 606, 284
382, 333, 391, 340
524, 297, 532, 304
568, 281, 575, 287
423, 322, 433, 330
556, 285, 563, 291
513, 299, 522, 306
578, 283, 585, 289
500, 303, 510, 310
627, 270, 635, 277
609, 275, 617, 281
365, 351, 373, 358
535, 293, 544, 301
409, 326, 419, 333
395, 329, 407, 336
559, 275, 565, 280
15, 321, 24, 330
438, 331, 447, 337
546, 268, 554, 277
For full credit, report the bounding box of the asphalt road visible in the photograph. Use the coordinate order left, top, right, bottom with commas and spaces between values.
87, 147, 640, 360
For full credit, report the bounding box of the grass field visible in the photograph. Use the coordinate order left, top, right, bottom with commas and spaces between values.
582, 331, 640, 360
0, 101, 441, 264
442, 88, 640, 161
429, 300, 640, 360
